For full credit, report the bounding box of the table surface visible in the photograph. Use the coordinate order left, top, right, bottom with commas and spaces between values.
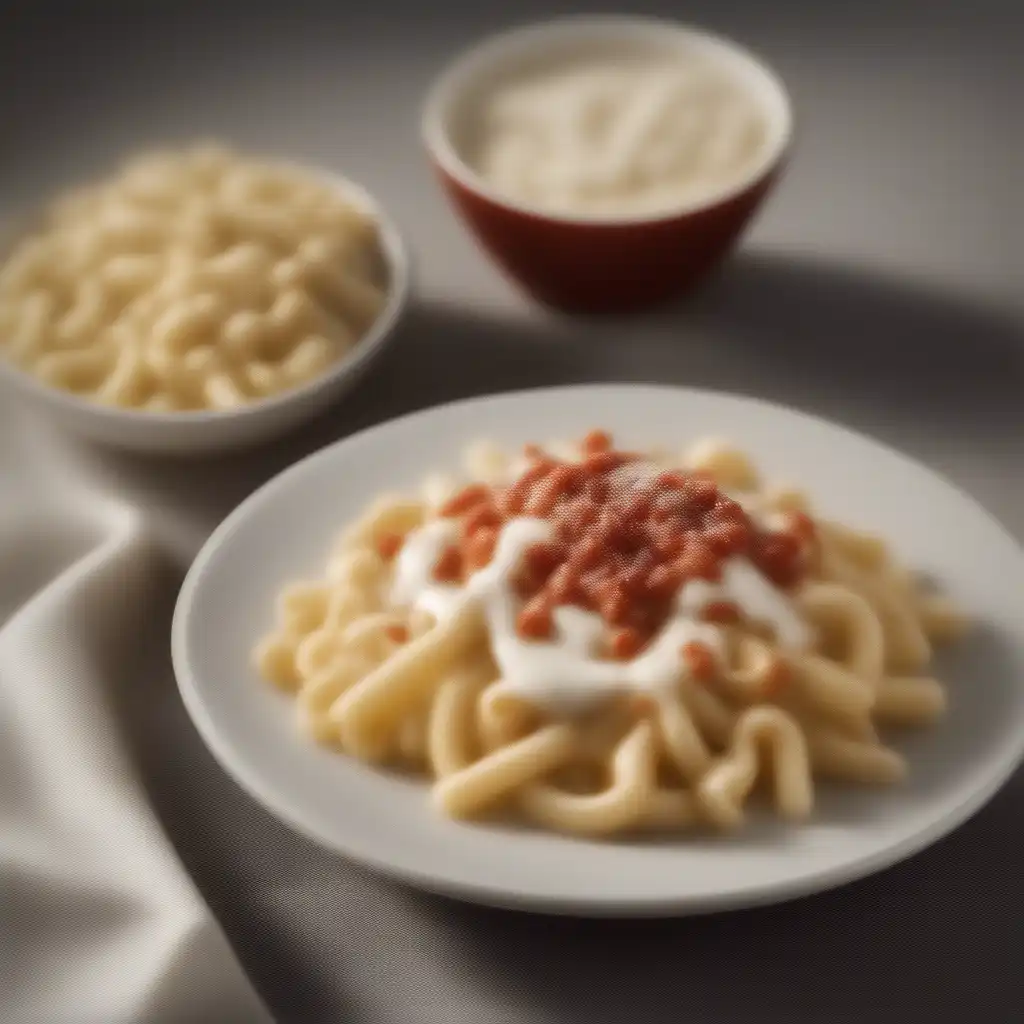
2, 2, 1022, 1022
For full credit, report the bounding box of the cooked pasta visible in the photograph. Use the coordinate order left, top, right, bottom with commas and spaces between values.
0, 143, 389, 411
254, 432, 966, 837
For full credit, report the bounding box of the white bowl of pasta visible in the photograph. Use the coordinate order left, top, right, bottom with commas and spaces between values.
172, 384, 1024, 915
0, 145, 410, 455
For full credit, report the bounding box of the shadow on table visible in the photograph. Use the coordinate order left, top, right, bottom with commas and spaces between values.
405, 780, 1023, 1024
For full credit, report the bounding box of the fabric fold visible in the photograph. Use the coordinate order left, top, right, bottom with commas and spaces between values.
1, 507, 272, 1024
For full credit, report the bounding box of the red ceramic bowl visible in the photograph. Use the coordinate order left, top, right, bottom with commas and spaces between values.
422, 17, 793, 314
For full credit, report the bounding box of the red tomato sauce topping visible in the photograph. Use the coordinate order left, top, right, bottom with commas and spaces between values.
378, 433, 814, 655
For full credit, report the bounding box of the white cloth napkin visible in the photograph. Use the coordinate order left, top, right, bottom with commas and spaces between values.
1, 498, 273, 1024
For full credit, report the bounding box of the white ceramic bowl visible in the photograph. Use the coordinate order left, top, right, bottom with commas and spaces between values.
0, 172, 411, 456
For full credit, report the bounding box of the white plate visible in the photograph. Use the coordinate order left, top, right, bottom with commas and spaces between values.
172, 384, 1024, 915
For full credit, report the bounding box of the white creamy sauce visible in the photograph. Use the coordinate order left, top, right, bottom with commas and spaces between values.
390, 512, 812, 717
724, 488, 792, 535
468, 54, 769, 217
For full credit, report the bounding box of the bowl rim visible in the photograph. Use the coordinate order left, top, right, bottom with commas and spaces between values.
0, 165, 411, 427
421, 14, 795, 227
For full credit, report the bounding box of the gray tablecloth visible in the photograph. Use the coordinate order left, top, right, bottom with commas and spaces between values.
3, 2, 1022, 1021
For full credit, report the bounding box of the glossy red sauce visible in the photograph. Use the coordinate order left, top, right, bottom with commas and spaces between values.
378, 432, 813, 655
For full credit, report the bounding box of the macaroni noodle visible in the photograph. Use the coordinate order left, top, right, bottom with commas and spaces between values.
254, 433, 966, 837
0, 144, 389, 411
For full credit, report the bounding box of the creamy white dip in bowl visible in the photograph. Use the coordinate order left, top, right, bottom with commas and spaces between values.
422, 16, 792, 312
